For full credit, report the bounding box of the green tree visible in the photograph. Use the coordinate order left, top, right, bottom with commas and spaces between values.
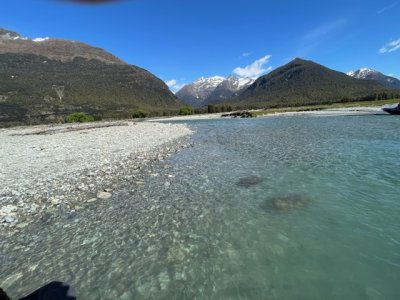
179, 106, 194, 115
131, 108, 149, 118
65, 112, 94, 123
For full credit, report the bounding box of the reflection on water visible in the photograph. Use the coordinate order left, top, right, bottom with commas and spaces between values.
1, 115, 400, 299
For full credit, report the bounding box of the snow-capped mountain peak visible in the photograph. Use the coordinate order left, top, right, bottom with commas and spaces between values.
175, 76, 226, 105
347, 68, 379, 79
193, 76, 225, 87
237, 76, 255, 89
347, 68, 400, 89
176, 75, 255, 107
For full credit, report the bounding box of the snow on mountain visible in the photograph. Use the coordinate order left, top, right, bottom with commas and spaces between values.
347, 68, 400, 89
206, 76, 255, 104
33, 37, 50, 42
176, 75, 255, 107
347, 68, 378, 78
176, 76, 226, 107
192, 76, 226, 96
0, 29, 46, 42
238, 77, 255, 89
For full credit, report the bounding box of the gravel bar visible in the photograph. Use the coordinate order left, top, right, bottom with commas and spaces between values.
0, 121, 193, 234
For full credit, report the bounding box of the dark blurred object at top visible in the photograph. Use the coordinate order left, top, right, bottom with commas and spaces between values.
58, 0, 124, 4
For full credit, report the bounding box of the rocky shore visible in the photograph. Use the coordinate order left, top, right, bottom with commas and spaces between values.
0, 121, 193, 236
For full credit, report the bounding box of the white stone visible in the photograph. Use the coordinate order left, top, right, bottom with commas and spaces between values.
97, 191, 112, 199
16, 222, 29, 229
50, 198, 61, 205
0, 205, 18, 215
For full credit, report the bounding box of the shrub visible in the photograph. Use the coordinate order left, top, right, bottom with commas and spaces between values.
179, 106, 194, 115
131, 108, 149, 118
65, 112, 94, 123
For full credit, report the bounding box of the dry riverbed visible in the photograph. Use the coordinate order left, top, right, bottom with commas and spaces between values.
0, 121, 193, 236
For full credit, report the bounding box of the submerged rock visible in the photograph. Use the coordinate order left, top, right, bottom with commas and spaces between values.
236, 175, 263, 188
261, 194, 311, 212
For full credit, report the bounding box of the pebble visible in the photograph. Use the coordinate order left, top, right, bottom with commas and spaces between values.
158, 272, 170, 290
50, 198, 61, 205
0, 205, 18, 215
4, 216, 17, 224
86, 198, 98, 203
277, 233, 289, 242
97, 191, 112, 199
16, 222, 29, 229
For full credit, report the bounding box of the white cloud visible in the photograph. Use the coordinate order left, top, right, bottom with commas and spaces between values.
241, 52, 252, 57
166, 79, 186, 93
377, 2, 398, 14
166, 79, 177, 87
233, 55, 272, 79
379, 38, 400, 53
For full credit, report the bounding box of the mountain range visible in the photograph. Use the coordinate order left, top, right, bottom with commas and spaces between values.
176, 76, 254, 107
347, 68, 400, 89
0, 28, 181, 125
176, 59, 399, 109
1, 27, 399, 126
232, 58, 397, 108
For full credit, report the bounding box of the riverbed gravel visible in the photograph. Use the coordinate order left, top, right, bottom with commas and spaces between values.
0, 121, 193, 235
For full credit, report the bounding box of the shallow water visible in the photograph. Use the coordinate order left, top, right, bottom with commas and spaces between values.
2, 115, 400, 299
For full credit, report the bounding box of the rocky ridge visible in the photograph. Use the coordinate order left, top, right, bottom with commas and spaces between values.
0, 28, 125, 64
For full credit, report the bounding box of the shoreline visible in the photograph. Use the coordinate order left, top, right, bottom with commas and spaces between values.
148, 104, 394, 122
0, 121, 193, 235
258, 105, 390, 117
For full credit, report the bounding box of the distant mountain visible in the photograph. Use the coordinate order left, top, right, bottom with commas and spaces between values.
176, 75, 254, 107
232, 58, 398, 108
207, 76, 255, 104
0, 29, 181, 125
347, 68, 400, 89
176, 76, 225, 107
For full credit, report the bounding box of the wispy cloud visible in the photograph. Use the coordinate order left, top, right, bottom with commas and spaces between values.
233, 55, 272, 79
377, 2, 398, 14
296, 19, 347, 56
379, 38, 400, 53
166, 79, 186, 93
241, 52, 252, 57
301, 19, 347, 41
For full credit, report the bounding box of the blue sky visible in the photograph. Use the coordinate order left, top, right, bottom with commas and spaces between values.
1, 0, 399, 92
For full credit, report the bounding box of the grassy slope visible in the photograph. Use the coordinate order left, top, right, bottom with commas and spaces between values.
0, 53, 182, 125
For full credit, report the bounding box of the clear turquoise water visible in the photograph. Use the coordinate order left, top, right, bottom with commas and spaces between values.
2, 115, 400, 299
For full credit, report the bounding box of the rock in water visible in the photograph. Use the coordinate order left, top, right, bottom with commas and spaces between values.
236, 175, 263, 188
261, 195, 311, 212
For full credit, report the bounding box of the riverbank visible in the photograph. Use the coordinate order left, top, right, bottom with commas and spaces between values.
148, 100, 399, 122
0, 121, 193, 235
